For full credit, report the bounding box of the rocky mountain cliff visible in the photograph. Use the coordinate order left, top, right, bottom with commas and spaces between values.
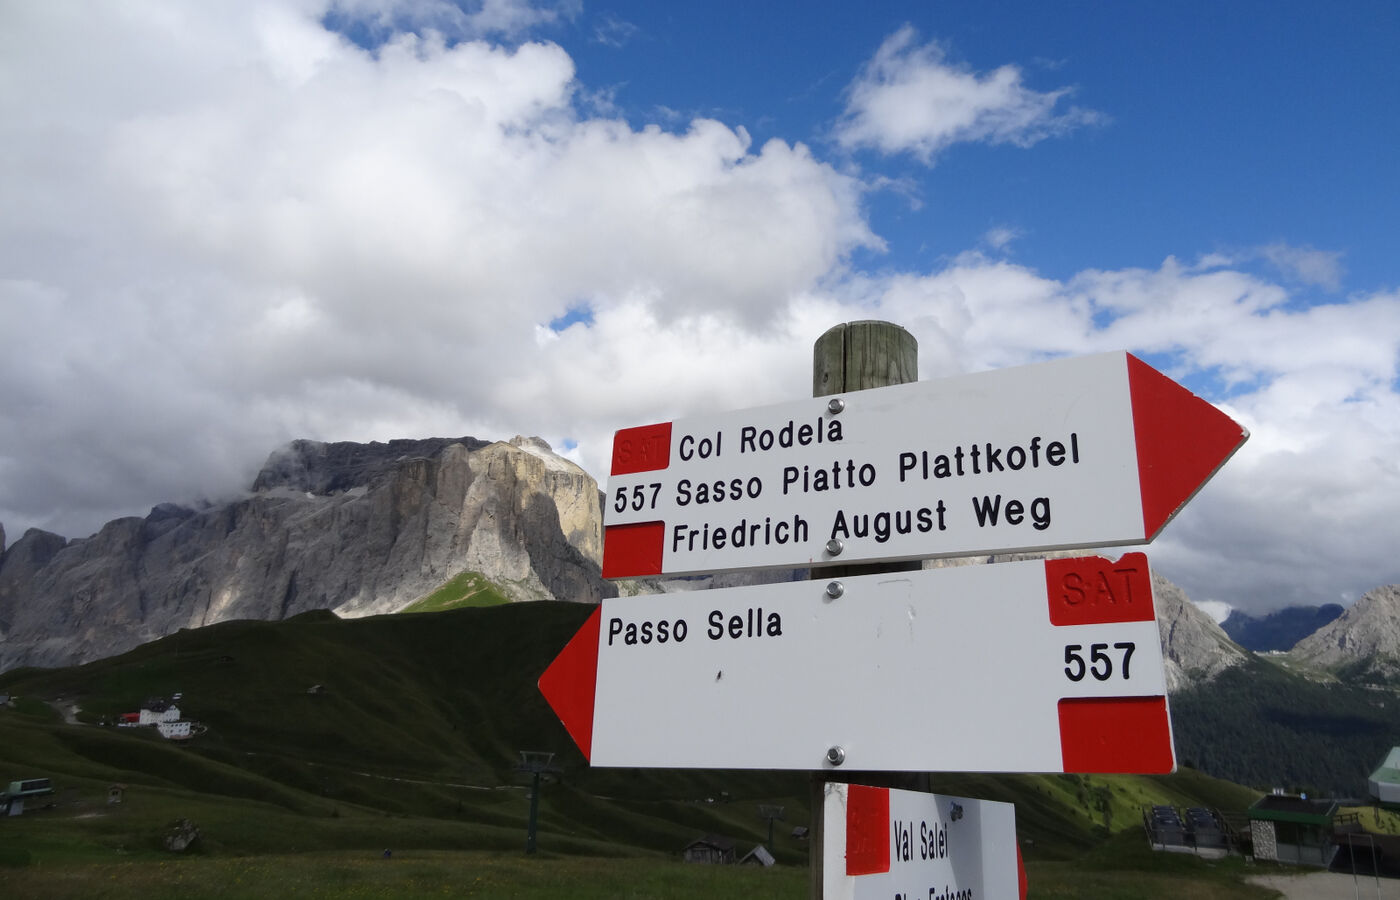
0, 436, 611, 672
1287, 585, 1400, 683
1151, 573, 1249, 691
0, 430, 1329, 692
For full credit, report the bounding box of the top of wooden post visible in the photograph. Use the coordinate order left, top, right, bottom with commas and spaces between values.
812, 320, 918, 397
812, 321, 920, 586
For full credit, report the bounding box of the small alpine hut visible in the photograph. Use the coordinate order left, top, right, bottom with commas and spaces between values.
682, 834, 737, 865
1247, 794, 1338, 867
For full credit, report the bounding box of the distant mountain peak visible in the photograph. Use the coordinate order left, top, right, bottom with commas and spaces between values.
1287, 585, 1400, 683
1220, 603, 1345, 652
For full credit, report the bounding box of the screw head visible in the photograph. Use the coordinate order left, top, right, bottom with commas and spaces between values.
825, 538, 844, 556
826, 746, 846, 766
826, 397, 845, 415
825, 581, 844, 599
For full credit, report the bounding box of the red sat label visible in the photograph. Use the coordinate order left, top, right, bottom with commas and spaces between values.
610, 423, 672, 476
1045, 553, 1154, 626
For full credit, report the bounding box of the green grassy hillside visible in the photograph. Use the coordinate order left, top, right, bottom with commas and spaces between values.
0, 603, 811, 861
1171, 655, 1400, 797
0, 601, 1275, 897
401, 571, 512, 613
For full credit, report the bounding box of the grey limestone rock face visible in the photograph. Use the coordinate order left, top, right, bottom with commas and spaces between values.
1150, 573, 1248, 692
0, 436, 611, 672
0, 527, 70, 640
1287, 585, 1400, 682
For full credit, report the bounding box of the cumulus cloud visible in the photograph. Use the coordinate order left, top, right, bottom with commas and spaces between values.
1, 7, 1397, 618
834, 25, 1102, 162
0, 1, 873, 539
860, 260, 1400, 611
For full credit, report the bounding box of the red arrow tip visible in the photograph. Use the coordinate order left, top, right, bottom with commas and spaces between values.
1127, 354, 1249, 540
538, 608, 601, 761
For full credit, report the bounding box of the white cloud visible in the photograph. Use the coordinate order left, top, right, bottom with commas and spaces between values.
325, 0, 576, 43
1, 5, 1397, 621
981, 226, 1023, 253
834, 25, 1102, 162
0, 1, 873, 540
591, 13, 638, 48
1190, 244, 1345, 293
1193, 599, 1232, 624
1256, 243, 1346, 291
862, 261, 1400, 611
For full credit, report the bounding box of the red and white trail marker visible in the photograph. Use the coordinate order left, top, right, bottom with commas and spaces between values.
539, 553, 1175, 773
823, 783, 1026, 900
602, 351, 1248, 579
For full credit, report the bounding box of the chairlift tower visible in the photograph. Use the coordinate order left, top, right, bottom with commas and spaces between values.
515, 751, 561, 855
758, 803, 785, 848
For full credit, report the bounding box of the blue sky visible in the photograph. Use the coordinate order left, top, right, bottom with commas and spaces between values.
557, 1, 1399, 294
2, 0, 1398, 618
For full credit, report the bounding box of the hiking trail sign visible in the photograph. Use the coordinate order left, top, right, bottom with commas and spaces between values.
601, 351, 1248, 579
823, 783, 1026, 900
539, 553, 1175, 773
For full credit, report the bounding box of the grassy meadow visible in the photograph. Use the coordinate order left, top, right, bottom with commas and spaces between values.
0, 601, 1308, 898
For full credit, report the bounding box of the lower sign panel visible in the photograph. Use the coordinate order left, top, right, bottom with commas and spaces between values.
539, 553, 1175, 774
822, 783, 1025, 900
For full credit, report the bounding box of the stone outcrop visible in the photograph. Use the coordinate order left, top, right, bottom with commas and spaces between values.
1287, 585, 1400, 683
0, 527, 69, 643
1151, 573, 1249, 691
0, 436, 611, 672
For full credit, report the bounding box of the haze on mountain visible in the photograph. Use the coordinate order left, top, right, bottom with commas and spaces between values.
1221, 604, 1344, 653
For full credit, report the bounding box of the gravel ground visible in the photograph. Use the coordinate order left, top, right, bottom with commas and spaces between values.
1248, 870, 1398, 899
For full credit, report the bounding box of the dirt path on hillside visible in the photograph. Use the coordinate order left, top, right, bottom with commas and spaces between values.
1249, 870, 1398, 899
45, 700, 81, 724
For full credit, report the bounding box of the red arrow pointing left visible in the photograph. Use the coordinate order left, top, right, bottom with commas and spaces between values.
537, 607, 600, 760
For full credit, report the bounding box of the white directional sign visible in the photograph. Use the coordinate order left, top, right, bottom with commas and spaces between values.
539, 553, 1175, 773
601, 351, 1248, 579
822, 783, 1024, 900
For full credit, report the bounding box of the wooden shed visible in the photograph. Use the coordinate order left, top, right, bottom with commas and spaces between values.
682, 834, 737, 865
